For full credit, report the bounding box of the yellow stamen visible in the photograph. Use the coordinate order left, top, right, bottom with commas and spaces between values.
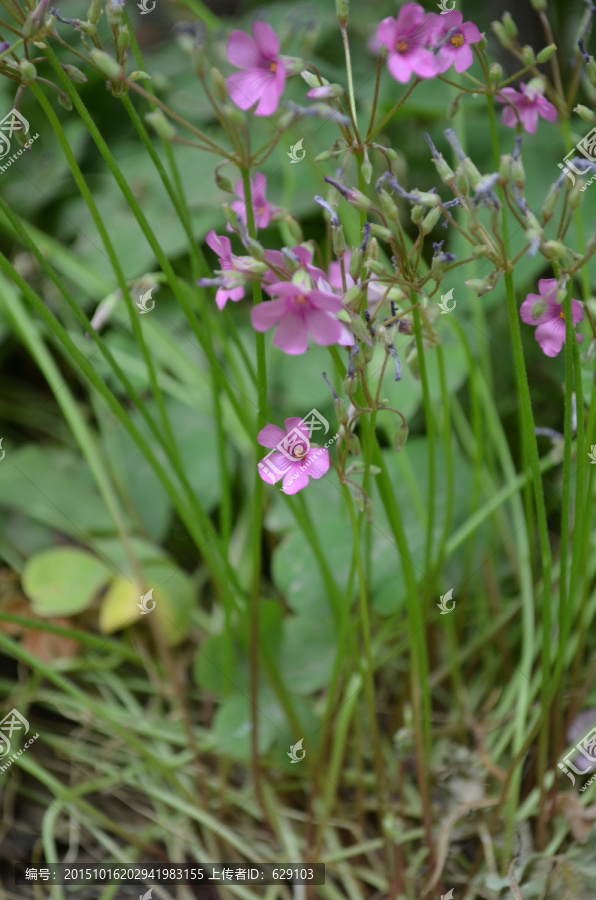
270, 62, 277, 73
560, 310, 565, 319
451, 34, 464, 47
396, 40, 409, 53
294, 294, 308, 305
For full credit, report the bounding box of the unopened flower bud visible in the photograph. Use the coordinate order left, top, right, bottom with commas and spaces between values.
245, 236, 265, 261
536, 43, 557, 63
575, 104, 596, 122
521, 45, 535, 66
349, 312, 374, 346
285, 216, 303, 243
530, 299, 547, 320
344, 285, 366, 307
343, 372, 358, 397
314, 150, 333, 162
210, 66, 228, 102
455, 167, 469, 195
22, 0, 50, 39
587, 57, 596, 87
333, 225, 346, 258
369, 223, 394, 242
336, 0, 349, 26
421, 207, 442, 233
511, 158, 525, 188
349, 248, 364, 280
492, 22, 513, 50
472, 244, 490, 258
465, 277, 493, 295
62, 63, 88, 84
499, 154, 512, 183
366, 259, 387, 276
542, 185, 559, 220
19, 59, 36, 83
145, 109, 177, 141
361, 156, 373, 185
394, 421, 409, 452
117, 24, 130, 53
490, 63, 503, 86
88, 0, 102, 23
214, 166, 233, 193
502, 12, 518, 39
367, 236, 379, 261
58, 92, 72, 110
90, 49, 123, 81
541, 240, 568, 259
301, 69, 324, 89
347, 433, 360, 455
347, 189, 373, 212
106, 0, 124, 28
411, 204, 424, 225
378, 188, 399, 219
432, 154, 455, 185
411, 190, 441, 207
529, 0, 546, 10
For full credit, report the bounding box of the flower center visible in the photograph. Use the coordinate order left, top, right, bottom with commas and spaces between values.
269, 61, 277, 73
294, 294, 308, 305
560, 310, 565, 319
450, 33, 464, 47
396, 39, 409, 53
294, 446, 307, 459
258, 206, 265, 215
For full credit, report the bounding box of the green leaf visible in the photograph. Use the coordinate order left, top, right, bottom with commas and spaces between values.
278, 614, 337, 695
22, 548, 112, 616
142, 562, 195, 647
212, 689, 285, 761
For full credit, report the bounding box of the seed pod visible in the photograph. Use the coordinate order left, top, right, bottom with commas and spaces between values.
502, 12, 518, 39
145, 109, 177, 141
394, 421, 409, 452
90, 49, 122, 81
536, 43, 557, 63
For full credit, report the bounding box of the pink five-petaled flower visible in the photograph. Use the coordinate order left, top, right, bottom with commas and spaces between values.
228, 172, 270, 233
226, 22, 286, 116
257, 417, 330, 494
520, 278, 583, 358
376, 3, 439, 84
204, 231, 246, 310
498, 82, 557, 134
251, 278, 344, 355
430, 10, 482, 74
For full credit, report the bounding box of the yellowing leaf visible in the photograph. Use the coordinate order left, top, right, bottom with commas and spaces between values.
99, 577, 141, 634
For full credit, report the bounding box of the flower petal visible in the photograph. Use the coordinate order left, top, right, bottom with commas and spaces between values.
227, 30, 261, 69
255, 75, 285, 116
461, 20, 482, 42
252, 21, 279, 58
453, 45, 474, 73
377, 17, 398, 49
395, 2, 426, 34
272, 312, 309, 354
308, 289, 344, 312
281, 465, 309, 494
226, 69, 271, 110
304, 447, 330, 478
387, 52, 415, 83
258, 424, 287, 449
304, 308, 343, 346
251, 299, 289, 330
535, 319, 565, 356
537, 278, 558, 299
520, 293, 542, 323
409, 48, 440, 79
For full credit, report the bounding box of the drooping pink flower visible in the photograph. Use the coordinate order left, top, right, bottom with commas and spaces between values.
226, 22, 286, 116
263, 245, 325, 285
203, 230, 247, 310
498, 82, 557, 134
376, 3, 440, 84
430, 10, 482, 74
257, 417, 330, 494
251, 278, 344, 354
520, 278, 583, 357
228, 172, 271, 233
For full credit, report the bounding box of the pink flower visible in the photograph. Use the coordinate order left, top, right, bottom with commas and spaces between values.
226, 22, 286, 116
430, 10, 482, 74
498, 82, 557, 134
251, 278, 344, 354
376, 3, 439, 84
204, 230, 247, 310
328, 251, 387, 310
228, 172, 270, 233
257, 417, 330, 494
520, 278, 583, 357
263, 245, 325, 285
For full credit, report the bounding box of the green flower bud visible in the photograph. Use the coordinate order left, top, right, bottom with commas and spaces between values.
472, 244, 490, 258
285, 217, 303, 243
463, 158, 482, 190
411, 204, 424, 225
347, 189, 373, 212
349, 313, 374, 346
529, 0, 546, 10
394, 421, 409, 452
336, 0, 349, 26
90, 50, 123, 81
455, 167, 469, 195
490, 63, 503, 85
411, 190, 441, 207
19, 59, 36, 83
130, 70, 151, 82
530, 299, 547, 320
301, 69, 325, 89
499, 154, 512, 183
365, 259, 387, 276
343, 372, 358, 397
332, 225, 347, 258
62, 63, 88, 84
542, 185, 559, 221
349, 248, 364, 280
502, 12, 518, 39
378, 188, 399, 219
541, 240, 568, 259
117, 24, 130, 53
432, 154, 455, 185
521, 45, 535, 66
369, 223, 394, 242
367, 236, 379, 261
511, 158, 525, 188
536, 43, 557, 63
245, 237, 265, 261
210, 66, 228, 102
106, 0, 124, 27
145, 109, 177, 141
347, 433, 361, 455
57, 92, 72, 110
492, 21, 513, 50
87, 0, 102, 24
421, 207, 442, 233
361, 157, 373, 185
574, 104, 596, 122
587, 57, 596, 87
465, 277, 493, 295
314, 150, 333, 162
